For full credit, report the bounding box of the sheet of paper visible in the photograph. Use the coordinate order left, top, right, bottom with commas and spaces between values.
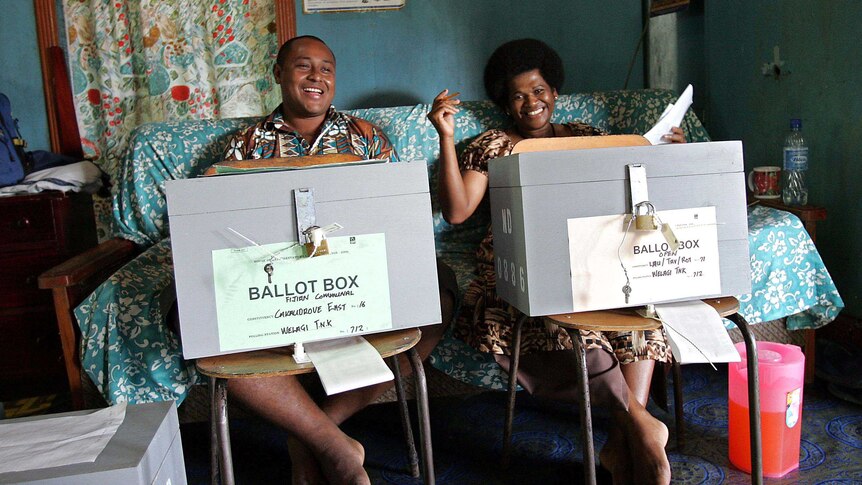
0, 403, 126, 474
655, 300, 741, 365
304, 336, 395, 395
212, 233, 392, 352
644, 84, 694, 145
567, 207, 721, 312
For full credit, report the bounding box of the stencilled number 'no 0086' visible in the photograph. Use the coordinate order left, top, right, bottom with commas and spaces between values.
497, 208, 526, 292
496, 256, 526, 292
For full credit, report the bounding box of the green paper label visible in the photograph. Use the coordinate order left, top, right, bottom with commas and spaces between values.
211, 234, 392, 352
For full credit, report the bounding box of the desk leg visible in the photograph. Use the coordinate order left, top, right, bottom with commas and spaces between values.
209, 377, 219, 485
390, 355, 420, 478
573, 336, 597, 485
672, 360, 686, 450
732, 314, 763, 485
804, 329, 816, 384
503, 313, 527, 466
408, 348, 435, 485
213, 377, 235, 485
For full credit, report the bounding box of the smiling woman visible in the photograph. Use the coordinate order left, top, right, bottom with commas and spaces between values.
426, 37, 690, 484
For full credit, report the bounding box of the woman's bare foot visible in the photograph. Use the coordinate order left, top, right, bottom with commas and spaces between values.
599, 423, 633, 484
287, 436, 326, 485
625, 404, 671, 484
316, 434, 369, 485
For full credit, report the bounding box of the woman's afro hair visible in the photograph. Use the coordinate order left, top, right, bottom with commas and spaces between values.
483, 38, 564, 109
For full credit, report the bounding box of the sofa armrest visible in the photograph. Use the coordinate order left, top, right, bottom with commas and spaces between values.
39, 238, 139, 290
38, 238, 140, 409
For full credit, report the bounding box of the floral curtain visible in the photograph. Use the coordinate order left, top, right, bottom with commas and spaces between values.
64, 0, 279, 186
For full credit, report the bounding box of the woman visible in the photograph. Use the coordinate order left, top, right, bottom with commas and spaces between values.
428, 38, 685, 484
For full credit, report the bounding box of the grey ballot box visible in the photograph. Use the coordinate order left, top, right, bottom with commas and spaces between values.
0, 401, 185, 485
166, 162, 440, 359
489, 141, 751, 317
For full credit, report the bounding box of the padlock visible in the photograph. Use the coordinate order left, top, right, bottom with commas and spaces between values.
634, 202, 659, 231
302, 226, 330, 256
635, 214, 659, 230
304, 239, 329, 257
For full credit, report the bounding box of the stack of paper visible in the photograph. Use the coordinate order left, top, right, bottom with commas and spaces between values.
655, 300, 741, 365
644, 84, 694, 145
305, 336, 395, 395
0, 404, 126, 473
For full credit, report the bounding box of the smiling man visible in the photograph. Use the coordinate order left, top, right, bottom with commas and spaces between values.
223, 35, 398, 162
218, 36, 452, 485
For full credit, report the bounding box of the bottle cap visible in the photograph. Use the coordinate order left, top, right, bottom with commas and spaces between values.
790, 118, 801, 129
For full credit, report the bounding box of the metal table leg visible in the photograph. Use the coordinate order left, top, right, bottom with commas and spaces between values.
213, 377, 235, 485
390, 355, 420, 478
672, 360, 686, 449
573, 335, 597, 485
732, 314, 763, 485
408, 348, 435, 485
503, 313, 527, 466
209, 376, 219, 485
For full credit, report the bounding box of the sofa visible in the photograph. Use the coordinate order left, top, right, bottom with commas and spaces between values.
42, 88, 842, 408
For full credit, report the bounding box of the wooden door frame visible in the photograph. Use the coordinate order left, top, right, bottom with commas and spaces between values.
34, 0, 61, 153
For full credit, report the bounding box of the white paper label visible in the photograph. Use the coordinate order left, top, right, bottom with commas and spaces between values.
567, 207, 721, 311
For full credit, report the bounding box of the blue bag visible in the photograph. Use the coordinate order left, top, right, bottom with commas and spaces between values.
0, 93, 32, 186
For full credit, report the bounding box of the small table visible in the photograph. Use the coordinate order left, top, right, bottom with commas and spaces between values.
195, 328, 434, 485
751, 197, 828, 384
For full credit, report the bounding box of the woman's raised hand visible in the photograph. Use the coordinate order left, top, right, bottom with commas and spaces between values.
428, 89, 461, 140
662, 126, 687, 144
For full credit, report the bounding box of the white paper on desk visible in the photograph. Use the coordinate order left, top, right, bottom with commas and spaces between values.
305, 336, 394, 395
655, 300, 741, 365
644, 84, 694, 145
0, 403, 126, 474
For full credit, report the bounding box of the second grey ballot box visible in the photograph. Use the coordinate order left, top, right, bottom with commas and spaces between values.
488, 141, 751, 317
0, 402, 185, 485
165, 162, 440, 359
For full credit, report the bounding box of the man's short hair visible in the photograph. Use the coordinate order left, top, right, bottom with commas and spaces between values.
483, 38, 564, 109
275, 35, 335, 68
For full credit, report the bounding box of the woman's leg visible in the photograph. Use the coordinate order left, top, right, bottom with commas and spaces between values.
609, 390, 671, 485
621, 359, 656, 407
609, 329, 671, 483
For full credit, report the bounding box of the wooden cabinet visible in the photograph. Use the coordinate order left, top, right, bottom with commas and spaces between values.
0, 191, 96, 399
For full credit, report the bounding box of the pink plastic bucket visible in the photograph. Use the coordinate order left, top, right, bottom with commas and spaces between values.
728, 342, 805, 477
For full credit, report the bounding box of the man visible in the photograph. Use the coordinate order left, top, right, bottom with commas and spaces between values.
223, 35, 398, 163
221, 36, 454, 485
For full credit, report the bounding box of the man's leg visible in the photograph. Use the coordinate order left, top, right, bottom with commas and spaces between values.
225, 261, 456, 483
228, 376, 368, 485
320, 258, 456, 424
285, 260, 456, 481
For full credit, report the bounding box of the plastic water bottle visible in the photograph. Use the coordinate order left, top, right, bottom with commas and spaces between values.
782, 119, 808, 206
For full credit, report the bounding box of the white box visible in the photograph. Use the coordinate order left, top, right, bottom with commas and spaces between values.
166, 162, 441, 358
489, 141, 751, 316
0, 401, 186, 485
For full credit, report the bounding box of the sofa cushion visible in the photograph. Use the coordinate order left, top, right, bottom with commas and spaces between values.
86, 88, 712, 404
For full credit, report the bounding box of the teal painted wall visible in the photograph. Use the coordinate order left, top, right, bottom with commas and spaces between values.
295, 0, 644, 108
702, 1, 862, 316
1, 1, 643, 151
0, 1, 51, 151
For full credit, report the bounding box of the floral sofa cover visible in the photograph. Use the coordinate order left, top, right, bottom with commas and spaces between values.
75, 89, 841, 405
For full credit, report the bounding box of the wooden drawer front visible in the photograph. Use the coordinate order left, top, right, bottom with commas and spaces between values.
0, 197, 57, 250
0, 254, 63, 309
0, 308, 64, 381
